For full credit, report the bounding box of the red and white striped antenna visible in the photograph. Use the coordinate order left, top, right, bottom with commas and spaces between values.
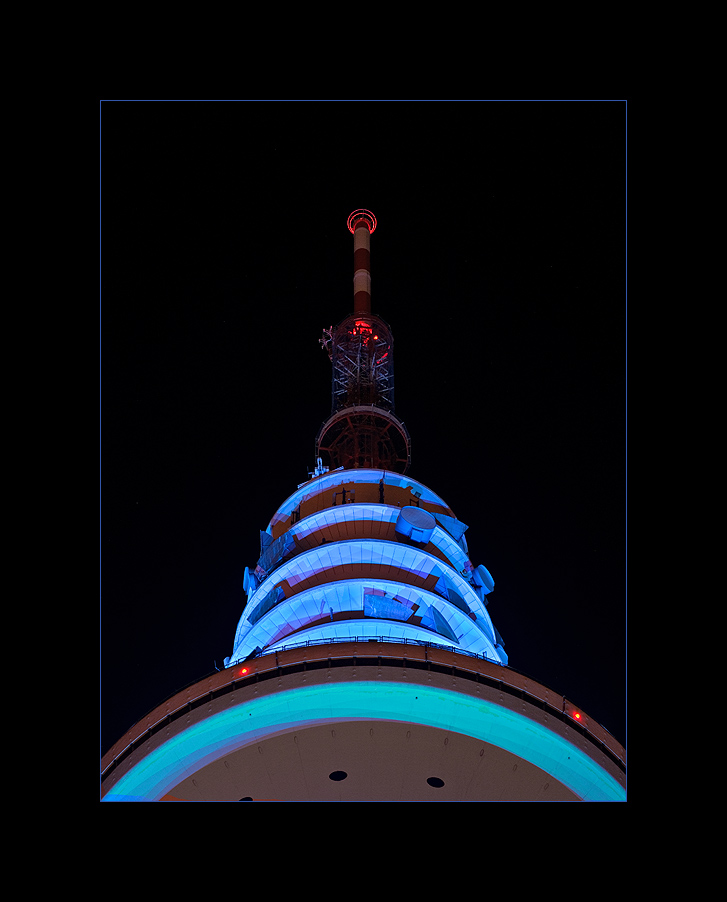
347, 209, 377, 315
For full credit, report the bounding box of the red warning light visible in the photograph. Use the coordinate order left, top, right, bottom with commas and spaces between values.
350, 320, 375, 341
565, 703, 583, 723
240, 667, 249, 676
347, 209, 377, 235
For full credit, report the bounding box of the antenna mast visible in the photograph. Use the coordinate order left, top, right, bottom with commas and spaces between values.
316, 210, 411, 473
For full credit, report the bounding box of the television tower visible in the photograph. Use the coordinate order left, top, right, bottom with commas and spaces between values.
101, 210, 626, 801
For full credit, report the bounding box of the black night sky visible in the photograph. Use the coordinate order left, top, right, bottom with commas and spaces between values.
100, 100, 626, 757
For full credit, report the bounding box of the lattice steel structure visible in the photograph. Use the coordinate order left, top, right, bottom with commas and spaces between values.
321, 315, 396, 414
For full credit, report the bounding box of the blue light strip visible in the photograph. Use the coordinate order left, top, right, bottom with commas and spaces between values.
262, 616, 493, 657
102, 681, 625, 801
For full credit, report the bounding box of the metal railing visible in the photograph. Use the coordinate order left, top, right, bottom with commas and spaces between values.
243, 633, 502, 664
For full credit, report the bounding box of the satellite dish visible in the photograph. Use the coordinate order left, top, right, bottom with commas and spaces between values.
395, 505, 436, 544
476, 564, 495, 594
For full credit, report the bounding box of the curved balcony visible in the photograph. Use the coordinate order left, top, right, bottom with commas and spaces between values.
267, 468, 456, 540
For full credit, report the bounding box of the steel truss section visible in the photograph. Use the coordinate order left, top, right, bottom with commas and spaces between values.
323, 314, 395, 415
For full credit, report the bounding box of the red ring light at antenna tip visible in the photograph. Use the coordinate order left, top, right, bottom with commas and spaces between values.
347, 209, 377, 234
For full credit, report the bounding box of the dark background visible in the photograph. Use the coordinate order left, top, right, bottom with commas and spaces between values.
101, 100, 626, 756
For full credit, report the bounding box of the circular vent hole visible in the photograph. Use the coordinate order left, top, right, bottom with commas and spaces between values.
329, 770, 348, 781
427, 777, 445, 788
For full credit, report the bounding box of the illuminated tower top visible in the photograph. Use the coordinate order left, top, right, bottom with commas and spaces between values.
102, 206, 626, 803
316, 210, 411, 473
